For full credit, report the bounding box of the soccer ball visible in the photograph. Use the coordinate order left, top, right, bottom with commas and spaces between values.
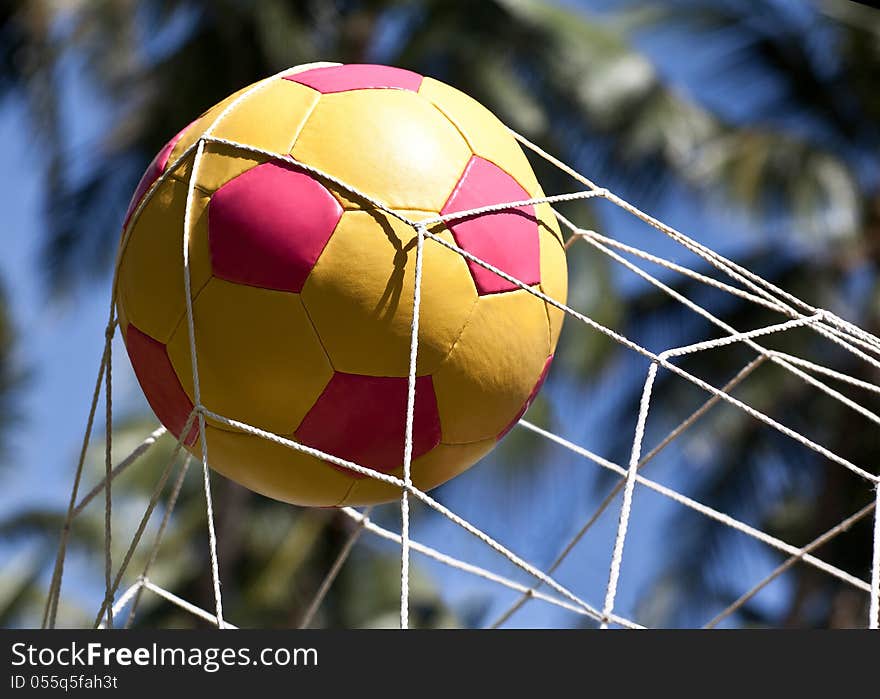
116, 63, 568, 507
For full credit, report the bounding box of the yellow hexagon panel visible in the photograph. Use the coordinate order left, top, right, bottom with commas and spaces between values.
166, 278, 334, 435
301, 210, 477, 376
433, 288, 551, 444
166, 80, 321, 195
537, 208, 568, 350
338, 438, 496, 506
197, 425, 354, 508
166, 84, 253, 167
204, 78, 319, 153
166, 63, 339, 169
291, 89, 471, 211
116, 176, 212, 344
419, 76, 542, 198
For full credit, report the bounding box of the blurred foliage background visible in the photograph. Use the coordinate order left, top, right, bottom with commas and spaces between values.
1, 0, 879, 628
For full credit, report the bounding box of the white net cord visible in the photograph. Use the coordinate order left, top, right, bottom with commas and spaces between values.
42, 68, 880, 630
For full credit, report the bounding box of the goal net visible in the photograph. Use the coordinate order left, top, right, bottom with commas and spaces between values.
42, 70, 880, 631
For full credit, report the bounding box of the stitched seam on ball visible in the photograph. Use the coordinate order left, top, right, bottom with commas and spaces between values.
299, 295, 337, 374
335, 479, 358, 507
424, 98, 543, 202
164, 273, 214, 352
416, 100, 475, 207
433, 280, 479, 374
285, 87, 325, 156
439, 437, 493, 447
424, 99, 475, 158
539, 281, 555, 353
281, 92, 321, 156
430, 286, 479, 444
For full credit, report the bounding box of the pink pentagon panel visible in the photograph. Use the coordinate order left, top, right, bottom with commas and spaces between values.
295, 373, 442, 479
125, 324, 199, 446
284, 64, 423, 94
208, 161, 343, 292
441, 156, 541, 295
122, 121, 192, 230
497, 355, 554, 440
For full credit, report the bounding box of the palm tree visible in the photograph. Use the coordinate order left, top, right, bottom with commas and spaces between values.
2, 0, 878, 627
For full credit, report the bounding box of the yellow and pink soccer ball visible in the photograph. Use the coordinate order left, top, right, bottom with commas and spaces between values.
115, 62, 568, 507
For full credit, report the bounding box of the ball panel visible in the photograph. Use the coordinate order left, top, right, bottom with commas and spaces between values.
167, 63, 334, 174
124, 324, 198, 446
164, 78, 319, 195
208, 161, 342, 292
418, 76, 542, 197
165, 278, 334, 436
118, 65, 562, 507
290, 89, 471, 211
200, 425, 354, 507
339, 438, 496, 506
441, 155, 541, 295
301, 210, 477, 376
166, 83, 254, 165
190, 78, 319, 154
295, 373, 442, 479
433, 288, 550, 443
282, 61, 343, 78
123, 121, 192, 231
496, 355, 553, 440
537, 215, 568, 349
285, 64, 423, 94
116, 176, 212, 344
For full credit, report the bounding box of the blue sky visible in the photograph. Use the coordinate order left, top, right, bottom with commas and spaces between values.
0, 67, 149, 517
